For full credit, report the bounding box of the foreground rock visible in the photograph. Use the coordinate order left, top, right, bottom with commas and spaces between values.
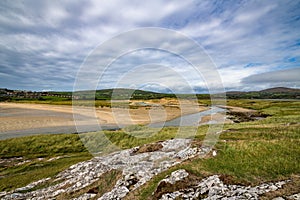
157, 169, 297, 200
1, 139, 207, 200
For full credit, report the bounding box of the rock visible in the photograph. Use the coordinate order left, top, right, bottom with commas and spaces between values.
287, 193, 300, 200
157, 175, 291, 200
162, 139, 191, 152
212, 150, 217, 157
268, 184, 277, 191
52, 189, 65, 197
73, 193, 97, 200
272, 197, 285, 200
163, 169, 189, 184
14, 177, 51, 192
160, 192, 180, 200
174, 147, 198, 160
99, 186, 129, 200
0, 191, 7, 198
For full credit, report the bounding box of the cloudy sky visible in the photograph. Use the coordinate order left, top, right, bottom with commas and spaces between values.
0, 0, 299, 93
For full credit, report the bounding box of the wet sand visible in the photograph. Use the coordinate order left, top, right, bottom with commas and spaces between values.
0, 101, 207, 139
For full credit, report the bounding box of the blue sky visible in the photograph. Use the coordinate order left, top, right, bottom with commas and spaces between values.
0, 0, 299, 93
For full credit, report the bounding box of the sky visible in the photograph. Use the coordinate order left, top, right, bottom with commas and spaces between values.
0, 0, 300, 93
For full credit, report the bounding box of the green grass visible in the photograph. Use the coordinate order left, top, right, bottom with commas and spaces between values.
9, 99, 113, 107
0, 134, 89, 159
199, 139, 300, 182
0, 154, 90, 191
0, 134, 92, 191
79, 125, 208, 155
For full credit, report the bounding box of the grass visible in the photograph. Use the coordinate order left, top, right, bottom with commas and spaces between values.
9, 99, 113, 107
130, 100, 300, 199
199, 139, 299, 182
0, 99, 299, 198
0, 134, 88, 159
79, 125, 208, 155
0, 154, 90, 191
0, 134, 92, 191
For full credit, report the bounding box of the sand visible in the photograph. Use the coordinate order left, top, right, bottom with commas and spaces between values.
0, 101, 207, 133
217, 105, 255, 113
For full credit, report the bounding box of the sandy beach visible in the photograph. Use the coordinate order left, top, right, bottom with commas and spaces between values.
0, 100, 207, 135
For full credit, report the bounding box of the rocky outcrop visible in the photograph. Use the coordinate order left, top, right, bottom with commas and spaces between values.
156, 169, 297, 200
1, 139, 206, 200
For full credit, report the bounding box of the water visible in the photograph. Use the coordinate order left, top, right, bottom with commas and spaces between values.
148, 106, 226, 127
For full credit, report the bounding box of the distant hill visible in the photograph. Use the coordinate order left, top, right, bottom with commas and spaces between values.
1, 87, 300, 101
73, 88, 177, 100
226, 87, 300, 99
225, 91, 246, 95
259, 87, 300, 93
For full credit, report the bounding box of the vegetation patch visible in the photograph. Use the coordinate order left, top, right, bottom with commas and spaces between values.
153, 171, 199, 200
56, 169, 122, 199
132, 142, 163, 154
227, 111, 271, 123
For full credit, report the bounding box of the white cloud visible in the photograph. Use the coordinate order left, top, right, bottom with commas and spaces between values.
218, 65, 272, 89
242, 68, 300, 84
0, 0, 299, 91
233, 4, 277, 24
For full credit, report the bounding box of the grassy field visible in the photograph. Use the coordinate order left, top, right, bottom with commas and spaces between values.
0, 134, 92, 191
133, 100, 300, 199
0, 99, 299, 197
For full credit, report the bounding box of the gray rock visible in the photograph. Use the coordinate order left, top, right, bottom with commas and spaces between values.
287, 193, 300, 200
0, 191, 7, 198
269, 184, 278, 191
163, 169, 189, 184
99, 186, 129, 200
158, 174, 290, 200
73, 193, 97, 200
272, 197, 285, 200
